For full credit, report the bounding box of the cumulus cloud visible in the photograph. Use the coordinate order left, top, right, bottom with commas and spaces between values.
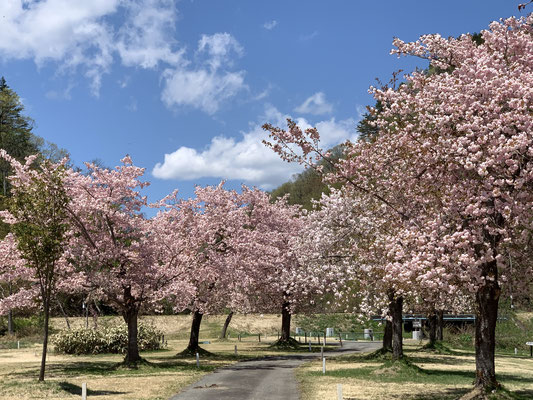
0, 0, 182, 95
0, 0, 247, 111
294, 92, 334, 115
263, 20, 278, 30
161, 33, 247, 114
116, 0, 183, 68
0, 0, 119, 95
152, 105, 357, 188
161, 69, 246, 115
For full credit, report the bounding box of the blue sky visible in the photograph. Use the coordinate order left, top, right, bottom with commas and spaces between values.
0, 0, 523, 206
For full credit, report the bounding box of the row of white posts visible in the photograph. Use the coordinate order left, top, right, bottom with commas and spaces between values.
320, 349, 344, 400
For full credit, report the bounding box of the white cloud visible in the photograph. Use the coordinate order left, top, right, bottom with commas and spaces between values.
294, 92, 333, 115
263, 20, 278, 30
197, 32, 243, 70
0, 1, 248, 111
152, 105, 357, 188
161, 33, 247, 114
0, 0, 119, 95
116, 0, 183, 68
161, 69, 245, 114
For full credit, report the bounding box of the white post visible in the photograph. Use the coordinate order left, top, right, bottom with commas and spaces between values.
322, 357, 326, 374
515, 348, 518, 355
17, 341, 20, 349
234, 345, 238, 356
337, 383, 343, 400
196, 352, 200, 368
81, 382, 87, 400
308, 342, 312, 352
321, 346, 324, 360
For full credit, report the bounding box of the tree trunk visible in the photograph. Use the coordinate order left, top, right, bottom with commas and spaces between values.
219, 311, 233, 339
57, 300, 71, 330
428, 313, 437, 347
383, 319, 392, 351
122, 287, 141, 365
388, 291, 403, 361
187, 310, 203, 352
38, 299, 50, 381
474, 259, 500, 390
437, 310, 444, 341
280, 301, 291, 342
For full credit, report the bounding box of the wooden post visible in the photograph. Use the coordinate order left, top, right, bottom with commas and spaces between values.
234, 345, 237, 356
339, 333, 343, 347
258, 333, 261, 342
324, 331, 327, 346
305, 332, 307, 343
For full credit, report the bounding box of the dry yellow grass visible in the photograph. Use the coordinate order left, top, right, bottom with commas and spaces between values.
0, 313, 298, 400
51, 313, 283, 339
296, 343, 533, 400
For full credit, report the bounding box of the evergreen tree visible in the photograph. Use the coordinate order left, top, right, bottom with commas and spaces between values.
270, 145, 344, 209
0, 77, 39, 197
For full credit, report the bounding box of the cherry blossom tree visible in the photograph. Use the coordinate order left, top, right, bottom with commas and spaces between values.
263, 15, 533, 391
155, 183, 249, 354
235, 187, 317, 345
0, 152, 71, 381
0, 233, 35, 323
64, 157, 191, 365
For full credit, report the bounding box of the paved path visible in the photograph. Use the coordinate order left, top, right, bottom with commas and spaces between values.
168, 341, 381, 400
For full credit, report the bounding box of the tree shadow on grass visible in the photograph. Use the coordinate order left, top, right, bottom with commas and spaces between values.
9, 358, 218, 379
406, 354, 475, 366
343, 387, 471, 400
410, 387, 471, 400
514, 388, 533, 399
58, 381, 127, 396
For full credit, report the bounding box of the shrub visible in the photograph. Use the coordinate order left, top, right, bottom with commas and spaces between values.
53, 323, 164, 355
0, 315, 46, 337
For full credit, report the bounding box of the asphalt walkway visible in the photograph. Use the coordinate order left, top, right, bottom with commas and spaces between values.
168, 341, 382, 400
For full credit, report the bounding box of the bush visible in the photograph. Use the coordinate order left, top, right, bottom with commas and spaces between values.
53, 323, 164, 355
0, 315, 46, 337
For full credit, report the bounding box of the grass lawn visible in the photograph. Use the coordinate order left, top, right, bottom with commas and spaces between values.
0, 313, 300, 400
296, 340, 533, 400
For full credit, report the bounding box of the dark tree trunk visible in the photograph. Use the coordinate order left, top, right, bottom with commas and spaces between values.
280, 301, 291, 342
220, 311, 233, 339
383, 319, 393, 351
57, 300, 71, 330
39, 298, 50, 381
122, 287, 141, 365
427, 313, 437, 347
474, 259, 500, 390
7, 309, 13, 335
437, 310, 444, 341
388, 291, 403, 361
187, 310, 203, 352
